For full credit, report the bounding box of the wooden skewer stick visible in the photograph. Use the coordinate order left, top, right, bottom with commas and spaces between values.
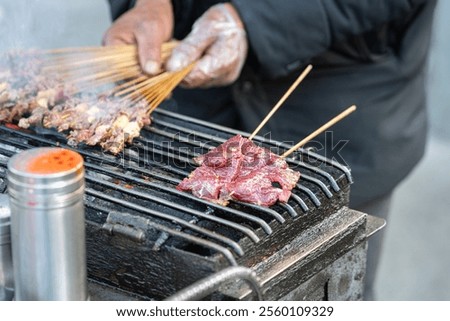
41, 41, 178, 55
70, 66, 140, 84
281, 105, 357, 158
43, 53, 137, 70
248, 64, 313, 140
116, 72, 169, 98
146, 63, 195, 113
42, 44, 135, 55
109, 75, 148, 94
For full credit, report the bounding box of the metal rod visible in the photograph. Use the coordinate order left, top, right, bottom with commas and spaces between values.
288, 194, 309, 212
277, 203, 298, 218
287, 159, 341, 192
145, 219, 238, 267
165, 266, 262, 301
143, 125, 216, 151
86, 201, 237, 266
84, 163, 272, 236
85, 188, 244, 257
296, 184, 321, 207
85, 173, 259, 245
300, 174, 333, 198
151, 118, 227, 145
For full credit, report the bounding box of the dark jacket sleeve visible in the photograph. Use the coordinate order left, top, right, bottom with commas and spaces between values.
107, 0, 136, 20
231, 0, 429, 78
171, 0, 228, 38
107, 0, 226, 39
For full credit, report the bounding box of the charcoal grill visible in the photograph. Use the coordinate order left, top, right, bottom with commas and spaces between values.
0, 101, 384, 300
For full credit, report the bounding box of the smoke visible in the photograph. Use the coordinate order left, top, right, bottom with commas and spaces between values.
0, 0, 59, 50
0, 0, 110, 51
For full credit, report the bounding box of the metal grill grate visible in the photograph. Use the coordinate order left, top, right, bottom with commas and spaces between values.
0, 105, 355, 299
0, 108, 351, 259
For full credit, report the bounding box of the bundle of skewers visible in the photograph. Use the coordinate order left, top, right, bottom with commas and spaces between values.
0, 41, 193, 154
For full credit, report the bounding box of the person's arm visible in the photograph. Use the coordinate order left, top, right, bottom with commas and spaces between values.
231, 0, 429, 78
104, 0, 225, 74
166, 3, 247, 88
104, 0, 174, 75
171, 0, 228, 39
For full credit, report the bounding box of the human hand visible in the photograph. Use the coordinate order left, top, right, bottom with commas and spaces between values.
103, 0, 173, 75
166, 3, 248, 88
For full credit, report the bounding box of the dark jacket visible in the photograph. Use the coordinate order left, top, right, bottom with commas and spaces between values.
108, 0, 437, 206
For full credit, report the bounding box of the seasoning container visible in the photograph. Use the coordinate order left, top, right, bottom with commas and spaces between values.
0, 195, 14, 301
8, 148, 88, 301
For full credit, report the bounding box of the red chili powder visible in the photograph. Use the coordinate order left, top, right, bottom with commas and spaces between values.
27, 149, 83, 174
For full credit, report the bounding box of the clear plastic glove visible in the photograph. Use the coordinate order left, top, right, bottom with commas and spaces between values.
103, 0, 173, 75
166, 3, 248, 88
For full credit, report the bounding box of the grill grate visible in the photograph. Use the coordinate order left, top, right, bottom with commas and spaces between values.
0, 104, 353, 298
0, 107, 351, 257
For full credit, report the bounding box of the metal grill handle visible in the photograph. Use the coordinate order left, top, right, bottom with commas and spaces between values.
165, 266, 263, 301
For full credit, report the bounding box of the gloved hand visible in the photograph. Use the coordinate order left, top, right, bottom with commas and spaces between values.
102, 0, 173, 75
166, 3, 248, 88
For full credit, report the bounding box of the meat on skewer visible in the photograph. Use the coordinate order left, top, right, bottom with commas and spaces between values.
1, 49, 154, 155
39, 95, 151, 154
177, 135, 300, 207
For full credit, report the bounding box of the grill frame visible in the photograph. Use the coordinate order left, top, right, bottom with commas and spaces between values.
0, 104, 360, 300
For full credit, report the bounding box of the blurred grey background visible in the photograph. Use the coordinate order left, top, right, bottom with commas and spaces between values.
0, 0, 448, 300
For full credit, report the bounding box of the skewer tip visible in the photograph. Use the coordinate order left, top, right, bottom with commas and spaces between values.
281, 104, 358, 158
248, 64, 314, 140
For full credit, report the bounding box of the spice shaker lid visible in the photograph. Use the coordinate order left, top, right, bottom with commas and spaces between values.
7, 148, 85, 209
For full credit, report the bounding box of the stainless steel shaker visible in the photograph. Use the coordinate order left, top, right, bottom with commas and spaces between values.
0, 195, 14, 300
7, 147, 88, 300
